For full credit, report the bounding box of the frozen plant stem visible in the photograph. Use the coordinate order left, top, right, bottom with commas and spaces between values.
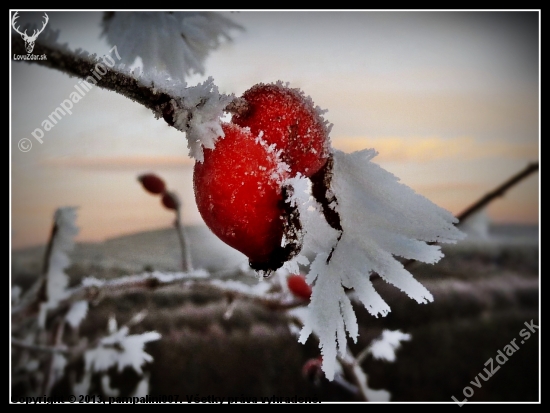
11, 339, 68, 354
138, 175, 193, 273
175, 208, 193, 273
10, 34, 245, 131
455, 162, 539, 223
288, 316, 370, 401
354, 344, 372, 366
402, 161, 538, 270
42, 318, 66, 396
337, 352, 370, 402
13, 220, 58, 321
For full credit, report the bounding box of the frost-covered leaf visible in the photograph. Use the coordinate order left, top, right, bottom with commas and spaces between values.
65, 300, 88, 329
46, 207, 78, 301
460, 208, 489, 240
131, 373, 150, 397
84, 319, 161, 375
171, 78, 234, 162
11, 285, 22, 306
52, 353, 68, 385
124, 74, 234, 162
286, 149, 465, 380
101, 12, 243, 81
39, 207, 79, 328
108, 316, 118, 334
368, 329, 412, 362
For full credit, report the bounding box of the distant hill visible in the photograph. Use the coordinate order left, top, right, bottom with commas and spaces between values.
11, 225, 248, 279
11, 223, 538, 283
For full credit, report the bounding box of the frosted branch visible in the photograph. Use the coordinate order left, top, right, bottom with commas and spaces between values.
11, 33, 246, 143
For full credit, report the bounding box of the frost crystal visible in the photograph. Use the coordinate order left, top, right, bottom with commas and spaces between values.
286, 149, 465, 380
11, 285, 22, 305
46, 207, 79, 299
368, 330, 412, 362
65, 300, 89, 329
84, 318, 161, 375
172, 78, 235, 162
38, 207, 79, 327
101, 12, 243, 81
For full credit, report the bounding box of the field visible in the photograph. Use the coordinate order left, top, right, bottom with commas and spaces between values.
11, 224, 539, 402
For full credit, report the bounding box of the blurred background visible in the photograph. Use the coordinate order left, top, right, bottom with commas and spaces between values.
11, 11, 538, 249
11, 11, 539, 402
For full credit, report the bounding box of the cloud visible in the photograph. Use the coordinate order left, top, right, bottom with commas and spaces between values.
332, 136, 538, 163
41, 155, 194, 170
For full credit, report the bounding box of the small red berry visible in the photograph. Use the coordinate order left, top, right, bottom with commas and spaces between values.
302, 356, 323, 382
138, 173, 166, 195
193, 123, 290, 268
161, 191, 180, 210
287, 274, 312, 300
233, 82, 330, 177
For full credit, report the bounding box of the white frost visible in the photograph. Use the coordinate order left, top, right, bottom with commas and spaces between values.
368, 330, 412, 362
46, 207, 78, 301
65, 300, 89, 329
460, 209, 489, 240
38, 207, 79, 328
173, 78, 235, 162
287, 149, 465, 380
11, 285, 22, 306
101, 12, 243, 81
84, 318, 161, 375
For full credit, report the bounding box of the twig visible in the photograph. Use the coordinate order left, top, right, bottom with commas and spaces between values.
337, 351, 370, 401
13, 220, 59, 321
12, 34, 170, 115
42, 319, 66, 395
354, 344, 372, 366
175, 209, 193, 273
41, 221, 59, 277
12, 272, 307, 327
11, 338, 68, 354
455, 162, 539, 223
11, 33, 244, 127
402, 161, 539, 269
287, 315, 370, 401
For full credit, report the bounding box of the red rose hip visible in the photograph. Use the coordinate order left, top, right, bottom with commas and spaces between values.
138, 173, 166, 195
287, 274, 312, 300
232, 82, 330, 177
193, 123, 292, 269
161, 191, 180, 211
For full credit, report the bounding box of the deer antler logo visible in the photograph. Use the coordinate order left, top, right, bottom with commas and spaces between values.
12, 12, 49, 54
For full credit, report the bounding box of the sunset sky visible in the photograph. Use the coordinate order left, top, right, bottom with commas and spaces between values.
10, 11, 540, 249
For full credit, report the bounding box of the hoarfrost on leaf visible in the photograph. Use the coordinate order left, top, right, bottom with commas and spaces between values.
46, 207, 79, 302
287, 149, 465, 380
38, 207, 79, 328
84, 319, 161, 375
51, 353, 68, 385
101, 12, 243, 81
11, 285, 22, 305
173, 78, 235, 162
131, 373, 151, 397
65, 300, 89, 329
460, 208, 489, 240
368, 329, 412, 363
